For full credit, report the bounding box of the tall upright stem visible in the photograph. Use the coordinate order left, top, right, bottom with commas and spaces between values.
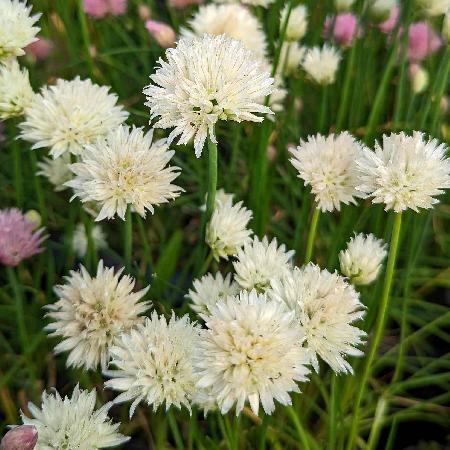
205, 139, 218, 228
346, 212, 403, 450
124, 205, 133, 272
304, 207, 320, 263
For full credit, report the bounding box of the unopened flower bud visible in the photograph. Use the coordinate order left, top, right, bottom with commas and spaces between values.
24, 210, 42, 229
145, 20, 176, 48
0, 426, 38, 450
409, 63, 429, 93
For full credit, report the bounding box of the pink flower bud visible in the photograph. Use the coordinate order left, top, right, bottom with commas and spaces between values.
138, 5, 151, 20
407, 22, 442, 62
168, 0, 201, 9
0, 426, 38, 450
377, 5, 399, 34
83, 0, 127, 18
145, 20, 176, 48
108, 0, 127, 15
25, 37, 53, 60
323, 13, 358, 46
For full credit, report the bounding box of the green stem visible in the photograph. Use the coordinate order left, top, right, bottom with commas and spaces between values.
304, 207, 320, 263
29, 151, 47, 224
366, 396, 388, 450
199, 252, 214, 277
205, 139, 218, 226
77, 0, 95, 76
328, 374, 337, 450
167, 410, 184, 450
345, 212, 403, 450
318, 85, 328, 134
81, 211, 95, 272
124, 205, 133, 273
336, 43, 357, 130
271, 0, 293, 77
286, 406, 310, 450
429, 47, 450, 135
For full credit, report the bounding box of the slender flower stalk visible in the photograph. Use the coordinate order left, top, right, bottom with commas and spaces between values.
124, 205, 132, 272
304, 207, 320, 263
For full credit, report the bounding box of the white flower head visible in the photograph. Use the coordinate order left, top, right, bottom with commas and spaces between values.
20, 77, 128, 158
144, 34, 274, 157
45, 260, 151, 371
233, 236, 295, 291
278, 42, 306, 75
415, 0, 450, 16
0, 58, 34, 119
37, 153, 72, 191
0, 0, 41, 58
301, 45, 341, 85
356, 131, 450, 212
281, 4, 308, 41
200, 188, 234, 211
269, 264, 366, 374
182, 4, 267, 61
213, 0, 276, 7
20, 385, 129, 450
66, 125, 183, 221
289, 132, 366, 212
206, 197, 253, 260
72, 222, 107, 258
186, 272, 241, 314
105, 312, 200, 417
339, 233, 387, 285
195, 290, 310, 416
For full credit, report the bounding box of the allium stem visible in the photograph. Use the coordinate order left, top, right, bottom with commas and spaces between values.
77, 0, 95, 77
9, 122, 23, 208
82, 211, 95, 272
304, 207, 320, 263
272, 0, 293, 77
286, 406, 310, 450
345, 212, 403, 450
205, 138, 218, 230
327, 374, 337, 450
124, 205, 133, 273
29, 151, 47, 224
318, 85, 328, 133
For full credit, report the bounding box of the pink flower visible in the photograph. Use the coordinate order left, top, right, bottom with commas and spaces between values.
83, 0, 127, 18
145, 20, 176, 48
407, 22, 442, 62
0, 209, 47, 267
0, 426, 38, 450
377, 5, 399, 34
138, 5, 151, 20
168, 0, 201, 9
109, 0, 127, 15
323, 13, 358, 46
25, 37, 53, 60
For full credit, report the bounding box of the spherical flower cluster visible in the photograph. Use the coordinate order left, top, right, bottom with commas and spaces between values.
233, 236, 295, 292
0, 425, 38, 450
66, 126, 183, 221
72, 222, 107, 258
195, 290, 310, 415
339, 233, 387, 285
105, 312, 200, 416
301, 45, 341, 85
45, 261, 150, 371
20, 385, 129, 449
20, 77, 128, 159
37, 153, 71, 191
0, 59, 34, 119
144, 34, 274, 157
206, 196, 253, 260
0, 208, 46, 266
0, 0, 41, 58
289, 132, 365, 212
323, 13, 358, 46
407, 22, 442, 62
281, 4, 308, 41
269, 264, 366, 374
186, 272, 240, 314
182, 4, 267, 61
356, 131, 450, 212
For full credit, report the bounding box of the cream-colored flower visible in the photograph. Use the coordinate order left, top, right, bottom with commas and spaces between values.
144, 34, 274, 157
45, 260, 150, 370
281, 4, 308, 41
37, 153, 72, 191
72, 223, 107, 258
301, 45, 341, 85
278, 42, 306, 75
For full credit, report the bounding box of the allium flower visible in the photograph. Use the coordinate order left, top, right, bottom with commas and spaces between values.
45, 261, 151, 370
105, 312, 200, 416
407, 22, 442, 62
356, 132, 450, 212
278, 42, 306, 75
0, 59, 34, 119
83, 0, 127, 18
182, 4, 267, 61
66, 126, 183, 221
143, 34, 274, 157
289, 132, 365, 212
25, 36, 52, 60
20, 385, 129, 449
415, 0, 450, 16
334, 0, 355, 11
0, 208, 46, 266
20, 77, 128, 159
408, 63, 429, 94
145, 20, 176, 48
0, 0, 40, 58
195, 290, 310, 416
206, 197, 253, 260
200, 188, 234, 211
186, 272, 240, 314
377, 4, 399, 33
37, 153, 71, 191
369, 0, 396, 22
339, 233, 387, 285
281, 4, 308, 41
72, 223, 107, 258
233, 236, 295, 291
301, 44, 341, 85
0, 425, 38, 450
324, 13, 358, 46
269, 264, 366, 373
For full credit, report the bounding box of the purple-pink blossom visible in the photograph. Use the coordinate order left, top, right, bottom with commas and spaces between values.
377, 5, 399, 34
323, 13, 358, 46
83, 0, 127, 18
0, 426, 38, 450
407, 22, 442, 62
145, 20, 176, 48
25, 37, 53, 60
0, 209, 47, 267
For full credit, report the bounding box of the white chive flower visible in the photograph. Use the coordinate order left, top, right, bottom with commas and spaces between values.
20, 385, 129, 449
278, 42, 306, 75
37, 153, 71, 191
206, 197, 253, 260
186, 272, 241, 314
66, 125, 183, 221
182, 4, 268, 61
195, 290, 310, 416
301, 45, 341, 85
289, 132, 366, 212
233, 236, 295, 292
356, 131, 450, 212
105, 312, 200, 417
415, 0, 450, 16
143, 34, 274, 157
269, 264, 366, 374
200, 188, 234, 211
72, 222, 107, 258
19, 77, 128, 159
0, 59, 34, 119
0, 0, 41, 58
281, 4, 308, 41
339, 233, 387, 285
45, 261, 151, 371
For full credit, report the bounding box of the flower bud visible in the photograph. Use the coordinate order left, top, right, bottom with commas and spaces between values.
25, 210, 42, 229
409, 63, 429, 93
334, 0, 355, 11
368, 0, 397, 23
145, 20, 176, 48
138, 5, 151, 20
281, 4, 308, 41
0, 426, 38, 450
